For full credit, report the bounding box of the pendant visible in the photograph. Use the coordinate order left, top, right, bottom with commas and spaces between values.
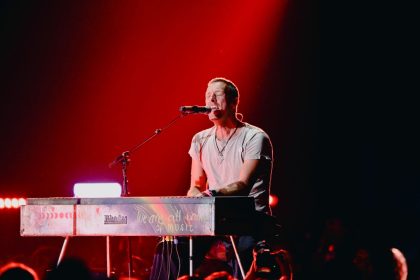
217, 154, 224, 165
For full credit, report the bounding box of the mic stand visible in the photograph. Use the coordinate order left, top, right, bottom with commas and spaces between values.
108, 113, 185, 278
109, 113, 184, 194
119, 151, 130, 196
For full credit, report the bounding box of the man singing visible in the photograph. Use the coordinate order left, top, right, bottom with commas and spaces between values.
187, 77, 274, 279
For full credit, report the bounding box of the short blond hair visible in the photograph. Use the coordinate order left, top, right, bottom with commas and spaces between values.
208, 77, 239, 104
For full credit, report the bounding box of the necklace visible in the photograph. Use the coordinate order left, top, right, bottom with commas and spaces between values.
215, 126, 238, 164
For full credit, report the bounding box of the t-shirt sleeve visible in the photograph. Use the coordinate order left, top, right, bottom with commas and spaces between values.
188, 134, 200, 162
244, 132, 273, 161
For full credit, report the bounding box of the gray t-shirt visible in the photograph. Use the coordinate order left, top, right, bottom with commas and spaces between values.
188, 123, 273, 213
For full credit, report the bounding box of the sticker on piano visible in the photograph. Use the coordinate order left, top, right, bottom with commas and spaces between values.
103, 214, 128, 225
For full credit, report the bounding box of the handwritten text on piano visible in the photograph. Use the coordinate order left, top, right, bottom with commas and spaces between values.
134, 205, 211, 234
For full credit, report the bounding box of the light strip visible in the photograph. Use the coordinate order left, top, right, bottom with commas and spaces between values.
73, 183, 122, 198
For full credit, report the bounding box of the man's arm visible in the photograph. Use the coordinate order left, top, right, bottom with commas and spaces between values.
187, 158, 207, 196
217, 158, 260, 196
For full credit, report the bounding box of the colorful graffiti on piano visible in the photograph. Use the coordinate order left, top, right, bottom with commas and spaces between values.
134, 204, 212, 235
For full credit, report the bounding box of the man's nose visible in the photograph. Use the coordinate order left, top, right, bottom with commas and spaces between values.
206, 94, 216, 103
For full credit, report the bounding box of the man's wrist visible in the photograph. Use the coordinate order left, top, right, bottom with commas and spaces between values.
201, 189, 219, 197
209, 190, 218, 196
187, 186, 202, 196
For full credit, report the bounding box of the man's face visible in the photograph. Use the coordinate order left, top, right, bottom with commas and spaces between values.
205, 81, 228, 120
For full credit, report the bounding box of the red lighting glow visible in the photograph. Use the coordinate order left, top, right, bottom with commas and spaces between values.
0, 1, 289, 199
269, 194, 279, 207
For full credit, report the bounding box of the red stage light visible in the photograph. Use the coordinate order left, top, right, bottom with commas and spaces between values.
269, 194, 279, 207
11, 198, 19, 208
4, 198, 12, 209
18, 198, 27, 206
0, 197, 26, 209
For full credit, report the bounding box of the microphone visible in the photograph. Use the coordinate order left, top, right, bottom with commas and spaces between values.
179, 105, 212, 114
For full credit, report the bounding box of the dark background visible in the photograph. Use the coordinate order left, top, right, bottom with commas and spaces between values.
1, 0, 418, 278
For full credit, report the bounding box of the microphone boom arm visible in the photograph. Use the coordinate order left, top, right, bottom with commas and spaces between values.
108, 113, 185, 196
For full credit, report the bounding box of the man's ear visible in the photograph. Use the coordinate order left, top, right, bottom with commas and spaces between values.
230, 97, 239, 110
